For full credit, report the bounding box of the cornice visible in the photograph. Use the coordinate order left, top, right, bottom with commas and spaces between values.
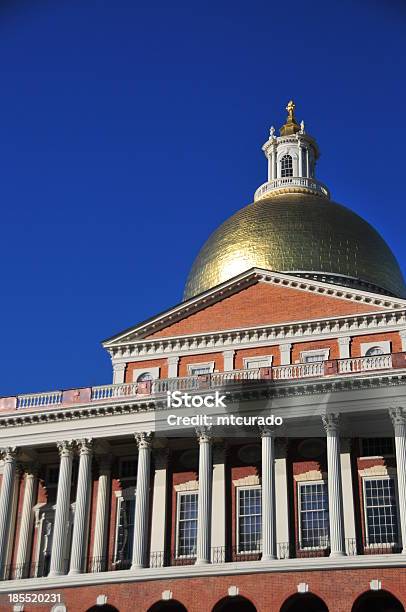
107, 308, 406, 360
103, 269, 406, 350
2, 370, 406, 430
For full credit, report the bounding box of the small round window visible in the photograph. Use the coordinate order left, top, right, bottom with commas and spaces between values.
365, 346, 384, 357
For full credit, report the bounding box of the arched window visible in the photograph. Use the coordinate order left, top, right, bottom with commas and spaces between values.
281, 154, 293, 177
137, 372, 153, 382
365, 346, 384, 357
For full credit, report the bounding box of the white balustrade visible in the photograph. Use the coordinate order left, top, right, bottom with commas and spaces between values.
254, 176, 330, 201
338, 354, 392, 374
91, 383, 138, 400
17, 391, 63, 409
273, 362, 324, 380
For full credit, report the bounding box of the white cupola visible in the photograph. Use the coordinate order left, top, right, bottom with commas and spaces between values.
254, 100, 330, 201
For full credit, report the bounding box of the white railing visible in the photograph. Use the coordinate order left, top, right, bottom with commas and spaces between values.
338, 354, 393, 374
10, 354, 399, 411
273, 362, 324, 380
254, 176, 330, 201
91, 383, 138, 401
17, 391, 63, 409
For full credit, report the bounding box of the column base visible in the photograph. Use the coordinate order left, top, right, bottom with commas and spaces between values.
261, 554, 277, 562
195, 558, 211, 565
131, 563, 145, 570
68, 568, 83, 575
329, 551, 346, 557
48, 569, 67, 577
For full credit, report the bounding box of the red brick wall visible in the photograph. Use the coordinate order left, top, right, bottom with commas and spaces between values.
146, 283, 383, 339
9, 568, 406, 612
350, 332, 402, 357
178, 353, 223, 377
125, 359, 168, 383
291, 339, 339, 362
234, 346, 280, 369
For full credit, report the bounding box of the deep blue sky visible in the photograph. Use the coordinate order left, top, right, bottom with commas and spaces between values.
0, 0, 405, 396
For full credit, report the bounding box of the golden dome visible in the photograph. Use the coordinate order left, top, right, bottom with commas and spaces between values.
183, 193, 406, 300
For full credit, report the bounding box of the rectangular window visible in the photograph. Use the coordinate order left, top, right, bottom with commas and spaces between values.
237, 487, 262, 552
299, 482, 329, 548
177, 492, 198, 556
364, 478, 399, 545
115, 491, 136, 565
361, 438, 394, 457
188, 362, 214, 376
244, 357, 272, 369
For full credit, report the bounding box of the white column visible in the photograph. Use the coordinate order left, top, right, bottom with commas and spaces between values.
390, 408, 406, 553
211, 443, 226, 560
222, 350, 235, 372
273, 146, 278, 179
338, 336, 351, 359
267, 154, 272, 182
49, 441, 74, 576
275, 440, 289, 558
0, 447, 18, 575
261, 428, 276, 561
298, 143, 303, 177
340, 439, 356, 551
150, 449, 169, 557
322, 414, 346, 557
113, 362, 126, 384
280, 343, 292, 365
306, 148, 310, 177
91, 457, 112, 572
195, 427, 213, 565
167, 356, 179, 378
15, 466, 38, 578
399, 331, 406, 353
131, 432, 153, 569
69, 439, 93, 574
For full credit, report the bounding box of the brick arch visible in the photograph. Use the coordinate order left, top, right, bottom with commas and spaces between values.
279, 593, 328, 612
211, 595, 257, 612
351, 590, 404, 612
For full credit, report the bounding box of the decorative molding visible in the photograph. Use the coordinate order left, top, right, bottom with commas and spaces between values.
358, 466, 396, 478
233, 475, 260, 487
322, 413, 340, 435
174, 480, 199, 492
107, 309, 406, 362
294, 470, 325, 482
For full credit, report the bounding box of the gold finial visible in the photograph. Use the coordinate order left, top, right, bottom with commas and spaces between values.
286, 100, 296, 120
280, 99, 300, 136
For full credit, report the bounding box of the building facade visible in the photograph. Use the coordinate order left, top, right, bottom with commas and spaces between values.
1, 102, 406, 612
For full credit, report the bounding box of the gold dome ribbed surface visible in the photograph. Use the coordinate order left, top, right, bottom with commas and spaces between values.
184, 193, 406, 300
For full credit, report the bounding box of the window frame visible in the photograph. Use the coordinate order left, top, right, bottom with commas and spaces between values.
114, 486, 136, 564
187, 361, 215, 376
236, 485, 262, 554
360, 340, 391, 357
300, 348, 330, 364
297, 480, 330, 550
362, 475, 400, 547
243, 355, 273, 370
280, 154, 293, 178
175, 490, 199, 558
131, 366, 160, 383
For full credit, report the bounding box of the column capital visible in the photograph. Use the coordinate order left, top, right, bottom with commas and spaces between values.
338, 336, 351, 346
260, 425, 277, 438
75, 438, 94, 456
0, 447, 18, 463
322, 413, 340, 435
390, 407, 406, 432
0, 447, 18, 462
167, 355, 179, 364
56, 440, 75, 458
196, 426, 213, 443
135, 431, 153, 449
112, 362, 126, 372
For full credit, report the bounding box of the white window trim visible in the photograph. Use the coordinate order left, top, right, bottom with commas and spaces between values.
298, 480, 329, 550
299, 348, 330, 363
236, 485, 262, 554
114, 486, 136, 563
175, 490, 198, 558
362, 475, 400, 548
187, 361, 215, 376
242, 355, 273, 369
131, 366, 160, 383
360, 340, 391, 356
